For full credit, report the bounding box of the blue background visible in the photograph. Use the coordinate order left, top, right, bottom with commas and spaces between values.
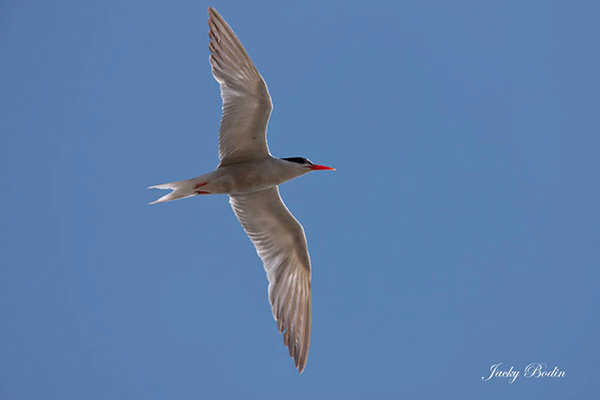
2, 0, 599, 398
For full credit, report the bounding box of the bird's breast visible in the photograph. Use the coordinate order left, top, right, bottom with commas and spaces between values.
215, 162, 284, 195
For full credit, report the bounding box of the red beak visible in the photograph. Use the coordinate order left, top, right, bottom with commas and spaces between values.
310, 164, 335, 171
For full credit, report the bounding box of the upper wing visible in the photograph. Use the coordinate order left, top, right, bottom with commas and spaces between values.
229, 187, 312, 372
208, 7, 273, 167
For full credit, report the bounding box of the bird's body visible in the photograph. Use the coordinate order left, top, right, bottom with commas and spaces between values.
149, 7, 333, 373
150, 157, 311, 199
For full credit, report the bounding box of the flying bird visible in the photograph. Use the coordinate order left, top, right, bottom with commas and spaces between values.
149, 7, 334, 373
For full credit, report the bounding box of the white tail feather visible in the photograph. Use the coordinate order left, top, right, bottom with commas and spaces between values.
148, 178, 197, 204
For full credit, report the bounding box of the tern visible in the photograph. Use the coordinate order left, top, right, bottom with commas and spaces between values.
149, 7, 334, 373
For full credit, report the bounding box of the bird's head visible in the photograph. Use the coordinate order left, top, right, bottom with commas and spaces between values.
281, 157, 335, 172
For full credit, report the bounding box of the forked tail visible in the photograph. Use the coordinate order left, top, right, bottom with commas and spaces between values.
148, 178, 198, 204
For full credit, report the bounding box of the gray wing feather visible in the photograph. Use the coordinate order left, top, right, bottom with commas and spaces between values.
208, 7, 272, 166
229, 187, 311, 372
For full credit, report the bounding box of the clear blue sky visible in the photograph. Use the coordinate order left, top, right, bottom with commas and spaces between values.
2, 0, 599, 398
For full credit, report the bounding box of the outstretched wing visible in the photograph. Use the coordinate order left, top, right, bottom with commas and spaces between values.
208, 7, 272, 167
229, 187, 312, 372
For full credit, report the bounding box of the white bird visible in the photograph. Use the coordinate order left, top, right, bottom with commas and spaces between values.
149, 7, 334, 373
